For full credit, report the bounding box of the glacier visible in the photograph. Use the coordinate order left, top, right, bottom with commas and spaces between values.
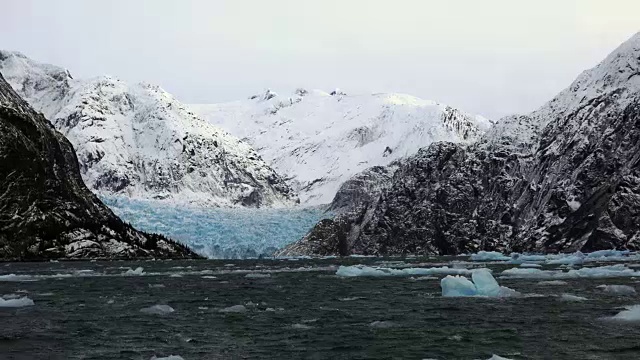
102, 196, 327, 259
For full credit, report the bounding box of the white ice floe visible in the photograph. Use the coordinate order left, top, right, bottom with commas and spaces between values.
519, 263, 542, 268
369, 321, 397, 328
336, 265, 471, 277
609, 305, 640, 322
0, 296, 34, 307
140, 304, 175, 315
290, 323, 313, 330
470, 251, 511, 261
559, 294, 588, 302
487, 356, 513, 360
441, 269, 519, 298
219, 305, 247, 313
536, 280, 568, 286
502, 264, 640, 279
596, 284, 637, 295
124, 267, 144, 275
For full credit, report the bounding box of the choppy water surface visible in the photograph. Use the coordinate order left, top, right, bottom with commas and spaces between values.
1, 257, 640, 359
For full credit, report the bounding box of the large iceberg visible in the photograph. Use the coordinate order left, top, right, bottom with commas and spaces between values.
441, 269, 519, 298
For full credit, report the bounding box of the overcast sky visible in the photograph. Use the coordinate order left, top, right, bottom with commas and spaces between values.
2, 0, 639, 119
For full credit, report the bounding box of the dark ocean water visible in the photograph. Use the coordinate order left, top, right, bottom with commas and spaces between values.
0, 257, 639, 360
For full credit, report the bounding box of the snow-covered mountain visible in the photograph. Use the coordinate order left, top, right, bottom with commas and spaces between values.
191, 89, 492, 205
279, 31, 640, 257
0, 51, 297, 207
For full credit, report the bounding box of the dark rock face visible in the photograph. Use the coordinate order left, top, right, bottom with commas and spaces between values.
328, 164, 399, 213
0, 73, 198, 260
279, 32, 640, 257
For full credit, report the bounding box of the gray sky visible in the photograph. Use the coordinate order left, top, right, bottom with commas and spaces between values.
2, 0, 639, 119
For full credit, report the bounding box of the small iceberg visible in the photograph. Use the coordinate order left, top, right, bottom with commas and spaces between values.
559, 294, 588, 302
501, 264, 640, 279
140, 304, 174, 315
470, 251, 511, 261
609, 305, 640, 322
487, 356, 513, 360
596, 284, 636, 295
125, 267, 144, 275
336, 265, 471, 277
150, 356, 185, 360
0, 296, 34, 307
441, 269, 519, 298
219, 305, 247, 313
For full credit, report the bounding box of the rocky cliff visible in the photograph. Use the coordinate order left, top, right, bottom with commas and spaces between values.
0, 72, 198, 260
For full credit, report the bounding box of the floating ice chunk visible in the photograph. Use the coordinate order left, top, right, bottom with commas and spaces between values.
596, 285, 636, 295
150, 356, 185, 360
487, 356, 513, 360
0, 274, 35, 282
510, 253, 547, 262
519, 263, 542, 268
609, 305, 640, 321
0, 296, 34, 307
587, 249, 630, 259
442, 269, 519, 298
470, 251, 510, 261
169, 274, 183, 278
140, 304, 174, 315
411, 276, 438, 281
547, 252, 585, 265
125, 267, 144, 275
219, 305, 247, 313
290, 323, 313, 330
245, 273, 271, 279
559, 294, 588, 302
335, 265, 471, 277
536, 280, 568, 286
2, 294, 22, 300
472, 269, 501, 297
202, 276, 217, 279
502, 264, 640, 279
338, 297, 364, 301
369, 321, 396, 328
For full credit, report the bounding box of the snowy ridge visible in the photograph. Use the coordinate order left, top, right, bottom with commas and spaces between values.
191, 89, 492, 205
0, 51, 297, 207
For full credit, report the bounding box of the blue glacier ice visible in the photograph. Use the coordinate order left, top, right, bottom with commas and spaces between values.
101, 196, 328, 259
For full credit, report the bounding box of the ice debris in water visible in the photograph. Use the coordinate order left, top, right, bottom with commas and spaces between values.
470, 251, 511, 261
519, 263, 542, 268
501, 264, 640, 279
125, 267, 144, 275
536, 280, 568, 286
140, 304, 175, 315
0, 296, 34, 307
596, 284, 636, 295
609, 305, 640, 322
369, 321, 397, 328
441, 268, 519, 298
290, 323, 313, 330
487, 356, 513, 360
245, 273, 271, 279
335, 265, 471, 277
219, 305, 247, 313
559, 294, 588, 302
150, 356, 185, 360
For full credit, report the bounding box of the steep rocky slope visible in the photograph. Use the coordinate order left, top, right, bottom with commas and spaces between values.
0, 51, 297, 207
192, 90, 492, 205
278, 32, 640, 256
0, 72, 197, 260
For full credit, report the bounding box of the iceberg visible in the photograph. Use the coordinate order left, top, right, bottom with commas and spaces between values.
609, 305, 640, 321
501, 264, 640, 279
596, 284, 636, 295
0, 296, 34, 307
441, 269, 519, 298
470, 251, 511, 261
150, 356, 185, 360
559, 294, 588, 302
140, 304, 175, 315
124, 267, 144, 275
335, 265, 471, 277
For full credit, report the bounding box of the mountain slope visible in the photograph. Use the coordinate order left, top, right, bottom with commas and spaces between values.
191, 90, 492, 205
0, 72, 197, 260
279, 31, 640, 256
0, 51, 297, 207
